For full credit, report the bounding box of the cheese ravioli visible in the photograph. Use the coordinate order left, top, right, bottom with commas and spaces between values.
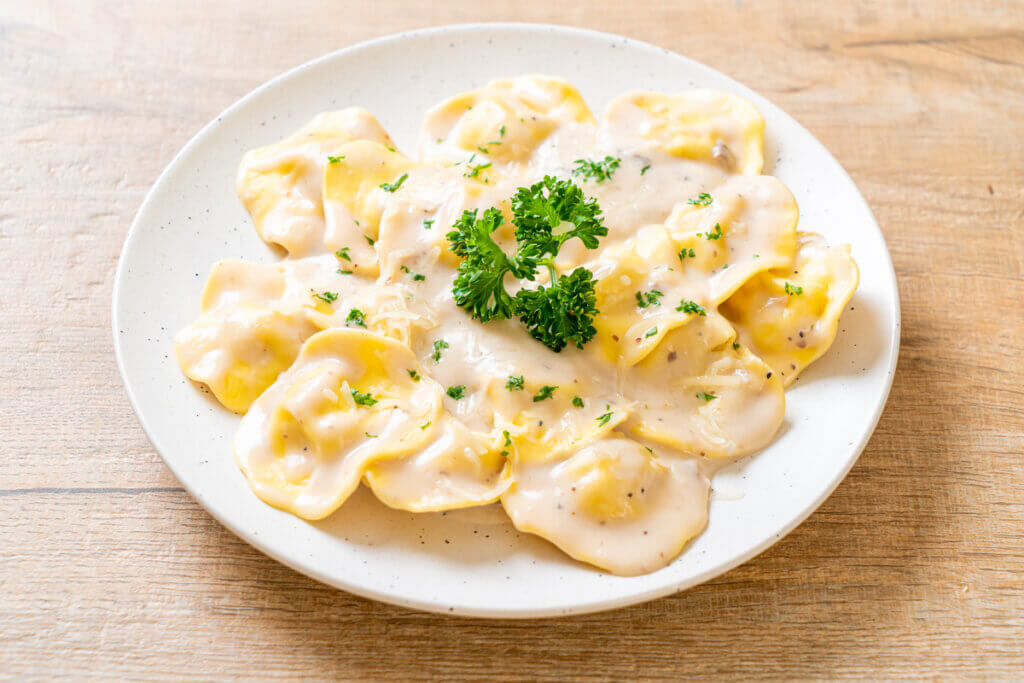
177, 77, 860, 576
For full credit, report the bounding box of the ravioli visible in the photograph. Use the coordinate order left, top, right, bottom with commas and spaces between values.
235, 329, 443, 519
502, 437, 709, 575
602, 90, 765, 174
721, 232, 859, 385
177, 77, 859, 576
418, 75, 595, 168
237, 108, 394, 255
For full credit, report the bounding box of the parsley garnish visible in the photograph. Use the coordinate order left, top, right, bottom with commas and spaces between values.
327, 155, 345, 164
446, 177, 607, 351
335, 247, 351, 262
337, 269, 352, 275
785, 282, 804, 296
407, 369, 420, 381
532, 385, 557, 402
365, 235, 375, 246
700, 223, 723, 240
635, 289, 663, 308
499, 124, 506, 137
696, 391, 717, 402
345, 308, 367, 328
640, 164, 651, 176
688, 192, 713, 207
678, 247, 696, 260
312, 291, 338, 304
644, 326, 658, 338
676, 300, 707, 316
596, 411, 614, 427
505, 375, 524, 391
732, 342, 740, 350
431, 339, 449, 362
379, 173, 408, 192
503, 430, 512, 447
420, 421, 432, 430
423, 219, 434, 229
446, 385, 466, 400
571, 396, 584, 408
572, 156, 621, 183
411, 273, 425, 281
351, 389, 377, 406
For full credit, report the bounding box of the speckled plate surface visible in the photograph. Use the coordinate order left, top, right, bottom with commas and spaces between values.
113, 23, 899, 617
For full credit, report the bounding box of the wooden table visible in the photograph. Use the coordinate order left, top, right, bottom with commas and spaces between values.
3, 1, 1022, 678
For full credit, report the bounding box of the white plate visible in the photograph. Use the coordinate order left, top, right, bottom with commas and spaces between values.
113, 23, 899, 618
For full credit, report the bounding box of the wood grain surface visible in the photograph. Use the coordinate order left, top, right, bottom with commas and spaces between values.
2, 0, 1022, 679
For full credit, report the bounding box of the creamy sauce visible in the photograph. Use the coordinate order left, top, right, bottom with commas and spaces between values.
175, 76, 858, 575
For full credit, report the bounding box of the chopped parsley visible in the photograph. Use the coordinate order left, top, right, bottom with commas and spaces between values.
499, 124, 506, 137
446, 385, 466, 400
679, 247, 696, 260
644, 326, 658, 338
407, 369, 421, 381
640, 164, 651, 176
345, 308, 367, 328
465, 162, 492, 179
420, 421, 432, 430
350, 389, 377, 406
505, 375, 525, 391
503, 430, 512, 447
700, 223, 723, 240
571, 396, 584, 408
365, 235, 375, 246
532, 385, 557, 402
676, 300, 707, 316
572, 156, 621, 183
696, 391, 717, 402
635, 289, 664, 308
379, 173, 408, 192
337, 269, 353, 275
785, 282, 804, 296
596, 411, 614, 427
312, 291, 338, 304
327, 155, 345, 164
423, 219, 434, 230
431, 339, 449, 362
688, 192, 713, 207
732, 342, 741, 350
411, 273, 426, 281
335, 247, 351, 262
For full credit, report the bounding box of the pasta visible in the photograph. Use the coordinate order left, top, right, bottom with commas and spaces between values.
175, 75, 858, 575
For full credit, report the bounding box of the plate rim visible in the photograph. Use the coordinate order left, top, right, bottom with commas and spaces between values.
113, 21, 901, 618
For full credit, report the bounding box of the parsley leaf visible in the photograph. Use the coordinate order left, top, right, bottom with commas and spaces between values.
505, 375, 524, 391
640, 164, 651, 176
515, 267, 598, 352
676, 300, 707, 316
532, 385, 557, 402
644, 326, 658, 338
312, 291, 338, 304
447, 207, 537, 321
696, 391, 717, 402
465, 162, 491, 178
572, 156, 621, 183
596, 411, 614, 426
503, 430, 512, 447
423, 219, 434, 229
379, 173, 408, 192
688, 192, 713, 207
431, 339, 449, 362
446, 385, 466, 400
678, 247, 696, 260
700, 223, 723, 240
635, 289, 663, 308
327, 155, 345, 164
407, 369, 420, 381
345, 308, 367, 328
785, 282, 804, 296
571, 396, 584, 408
335, 247, 351, 262
511, 176, 608, 256
351, 389, 377, 406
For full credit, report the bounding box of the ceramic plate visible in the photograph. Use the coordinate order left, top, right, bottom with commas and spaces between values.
113, 23, 899, 617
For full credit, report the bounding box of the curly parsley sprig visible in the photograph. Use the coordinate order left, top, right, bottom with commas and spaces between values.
446, 176, 608, 352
